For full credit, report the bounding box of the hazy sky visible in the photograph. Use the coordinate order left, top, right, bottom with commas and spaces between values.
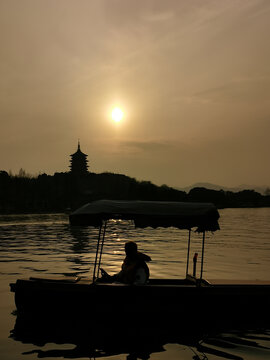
1, 0, 270, 189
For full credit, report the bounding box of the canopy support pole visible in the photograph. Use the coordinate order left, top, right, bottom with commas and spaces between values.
200, 231, 206, 280
93, 223, 103, 282
97, 220, 107, 279
186, 230, 191, 276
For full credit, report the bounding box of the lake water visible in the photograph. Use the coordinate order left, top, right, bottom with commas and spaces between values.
0, 208, 270, 359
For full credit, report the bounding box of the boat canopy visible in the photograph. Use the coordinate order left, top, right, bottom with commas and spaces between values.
69, 200, 220, 232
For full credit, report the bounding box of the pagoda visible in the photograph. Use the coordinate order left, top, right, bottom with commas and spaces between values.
69, 141, 89, 175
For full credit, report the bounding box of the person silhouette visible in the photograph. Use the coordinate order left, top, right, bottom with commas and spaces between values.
100, 241, 151, 284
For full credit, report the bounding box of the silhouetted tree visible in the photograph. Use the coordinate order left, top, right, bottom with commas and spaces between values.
0, 169, 269, 213
187, 187, 226, 207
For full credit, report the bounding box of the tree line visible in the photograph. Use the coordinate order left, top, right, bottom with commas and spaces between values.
0, 170, 269, 214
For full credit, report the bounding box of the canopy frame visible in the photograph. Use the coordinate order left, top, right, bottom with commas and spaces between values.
69, 200, 218, 283
92, 220, 207, 284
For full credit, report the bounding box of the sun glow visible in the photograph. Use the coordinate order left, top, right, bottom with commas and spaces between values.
111, 107, 124, 123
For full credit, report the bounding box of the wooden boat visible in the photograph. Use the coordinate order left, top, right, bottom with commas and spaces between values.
10, 200, 270, 328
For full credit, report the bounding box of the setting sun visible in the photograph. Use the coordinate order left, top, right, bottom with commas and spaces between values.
111, 107, 124, 123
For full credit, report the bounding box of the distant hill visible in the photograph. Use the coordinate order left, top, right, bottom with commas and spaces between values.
177, 182, 269, 195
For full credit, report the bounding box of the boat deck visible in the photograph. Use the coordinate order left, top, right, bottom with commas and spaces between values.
26, 276, 270, 287
207, 279, 270, 286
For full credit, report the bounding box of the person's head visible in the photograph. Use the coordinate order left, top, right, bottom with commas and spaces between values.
125, 241, 138, 258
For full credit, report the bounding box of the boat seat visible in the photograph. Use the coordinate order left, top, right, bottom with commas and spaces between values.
186, 274, 211, 287
185, 274, 197, 284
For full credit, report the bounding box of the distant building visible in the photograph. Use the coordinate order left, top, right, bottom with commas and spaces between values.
69, 141, 89, 175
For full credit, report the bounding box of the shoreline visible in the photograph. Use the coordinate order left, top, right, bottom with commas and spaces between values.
1, 204, 270, 216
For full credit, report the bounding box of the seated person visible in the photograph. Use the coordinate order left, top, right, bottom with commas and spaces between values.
100, 241, 151, 284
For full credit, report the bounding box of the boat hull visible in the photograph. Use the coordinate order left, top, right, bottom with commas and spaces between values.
10, 277, 270, 328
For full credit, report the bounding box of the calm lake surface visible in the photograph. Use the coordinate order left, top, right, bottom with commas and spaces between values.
0, 208, 270, 359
